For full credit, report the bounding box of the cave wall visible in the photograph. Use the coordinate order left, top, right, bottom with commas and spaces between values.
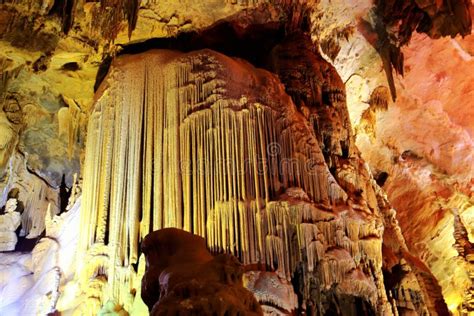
329, 4, 474, 313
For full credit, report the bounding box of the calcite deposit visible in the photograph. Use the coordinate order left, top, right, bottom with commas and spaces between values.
0, 195, 21, 251
0, 0, 472, 315
77, 47, 384, 313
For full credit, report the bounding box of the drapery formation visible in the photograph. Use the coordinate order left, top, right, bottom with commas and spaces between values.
77, 49, 391, 312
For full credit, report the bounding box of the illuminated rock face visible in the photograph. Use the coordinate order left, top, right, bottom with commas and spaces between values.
0, 153, 60, 240
0, 198, 21, 251
349, 31, 474, 314
74, 46, 432, 315
0, 1, 471, 315
243, 270, 298, 314
0, 197, 80, 315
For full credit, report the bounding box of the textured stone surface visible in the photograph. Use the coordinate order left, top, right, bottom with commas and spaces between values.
73, 45, 435, 315
355, 31, 474, 313
243, 271, 298, 314
0, 197, 80, 314
142, 228, 262, 316
0, 198, 21, 251
319, 2, 473, 313
0, 153, 59, 240
0, 0, 472, 315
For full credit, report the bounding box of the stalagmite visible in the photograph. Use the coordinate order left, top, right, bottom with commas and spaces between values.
59, 96, 85, 159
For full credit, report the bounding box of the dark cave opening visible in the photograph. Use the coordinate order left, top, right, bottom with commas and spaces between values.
59, 174, 71, 214
374, 171, 389, 187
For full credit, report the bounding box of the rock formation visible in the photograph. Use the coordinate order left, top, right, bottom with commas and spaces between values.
345, 25, 474, 316
0, 0, 471, 315
76, 46, 381, 313
0, 194, 21, 251
141, 228, 262, 315
0, 196, 80, 314
243, 270, 298, 314
72, 42, 439, 314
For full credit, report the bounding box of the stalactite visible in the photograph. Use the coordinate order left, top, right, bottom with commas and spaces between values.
452, 210, 474, 314
58, 96, 84, 160
356, 86, 390, 141
2, 154, 60, 239
76, 49, 396, 313
88, 0, 142, 40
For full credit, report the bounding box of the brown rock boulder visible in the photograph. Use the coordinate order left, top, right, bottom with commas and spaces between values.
141, 228, 262, 316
